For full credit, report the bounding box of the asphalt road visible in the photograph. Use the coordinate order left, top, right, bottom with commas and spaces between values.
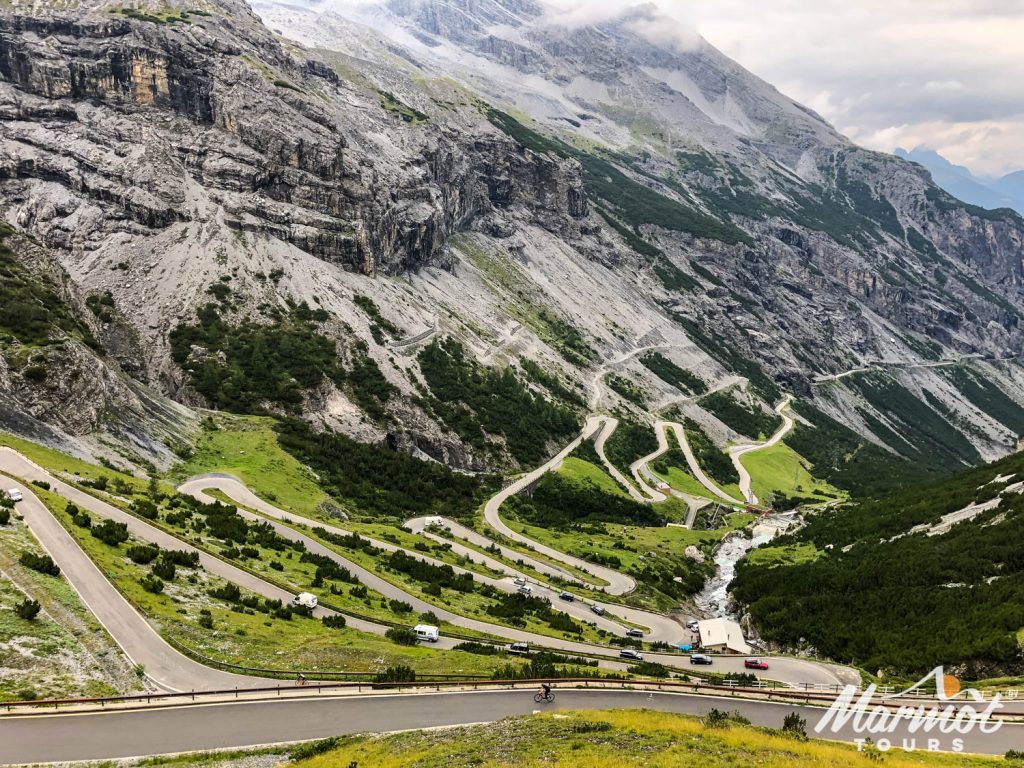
2, 687, 1020, 763
0, 470, 261, 692
2, 445, 857, 689
729, 396, 795, 505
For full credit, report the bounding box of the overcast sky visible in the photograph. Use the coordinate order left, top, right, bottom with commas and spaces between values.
543, 0, 1023, 178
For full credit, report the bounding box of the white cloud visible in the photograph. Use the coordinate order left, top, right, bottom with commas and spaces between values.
675, 0, 1024, 176
925, 80, 965, 92
531, 0, 1022, 176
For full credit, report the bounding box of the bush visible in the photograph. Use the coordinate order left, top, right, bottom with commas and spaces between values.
73, 511, 91, 528
388, 599, 413, 614
161, 549, 201, 568
782, 712, 807, 739
627, 662, 670, 678
704, 709, 751, 728
289, 737, 347, 762
140, 575, 164, 594
0, 508, 9, 526
198, 614, 214, 629
132, 499, 158, 519
127, 545, 160, 564
14, 598, 41, 620
91, 520, 129, 546
385, 627, 419, 646
19, 552, 60, 576
209, 583, 241, 603
151, 559, 176, 581
322, 614, 346, 629
373, 665, 416, 684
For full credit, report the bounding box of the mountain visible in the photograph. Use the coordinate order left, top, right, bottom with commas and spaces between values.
896, 146, 1024, 216
993, 170, 1024, 205
2, 0, 1024, 485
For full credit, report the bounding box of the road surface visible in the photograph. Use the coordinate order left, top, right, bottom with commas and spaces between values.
2, 687, 1019, 763
728, 396, 795, 505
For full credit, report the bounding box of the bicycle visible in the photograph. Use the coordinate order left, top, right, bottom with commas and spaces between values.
534, 689, 555, 703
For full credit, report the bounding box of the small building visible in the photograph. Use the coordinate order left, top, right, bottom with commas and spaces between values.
697, 618, 751, 655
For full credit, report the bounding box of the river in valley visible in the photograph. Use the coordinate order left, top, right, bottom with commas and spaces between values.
694, 523, 780, 619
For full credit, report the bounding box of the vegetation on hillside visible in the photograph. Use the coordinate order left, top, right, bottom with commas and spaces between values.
640, 351, 707, 395
784, 400, 936, 496
275, 418, 495, 524
684, 419, 740, 487
505, 473, 665, 531
284, 708, 999, 768
732, 448, 1024, 675
417, 338, 579, 465
0, 224, 98, 350
602, 420, 658, 476
699, 389, 781, 438
170, 302, 394, 418
487, 110, 751, 246
840, 372, 981, 471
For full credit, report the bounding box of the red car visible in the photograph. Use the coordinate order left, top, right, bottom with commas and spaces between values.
744, 658, 769, 670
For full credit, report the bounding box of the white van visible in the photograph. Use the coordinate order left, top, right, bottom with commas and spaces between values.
6, 488, 23, 503
292, 592, 318, 610
414, 624, 439, 642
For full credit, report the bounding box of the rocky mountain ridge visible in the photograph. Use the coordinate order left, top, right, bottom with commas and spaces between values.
1, 0, 1024, 479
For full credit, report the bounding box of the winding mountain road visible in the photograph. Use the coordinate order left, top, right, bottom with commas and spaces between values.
728, 396, 796, 505
7, 686, 1023, 763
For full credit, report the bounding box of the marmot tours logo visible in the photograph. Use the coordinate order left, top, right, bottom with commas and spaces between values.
814, 667, 1003, 753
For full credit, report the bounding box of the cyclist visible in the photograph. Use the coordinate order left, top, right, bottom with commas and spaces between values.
297, 673, 307, 686
540, 682, 552, 700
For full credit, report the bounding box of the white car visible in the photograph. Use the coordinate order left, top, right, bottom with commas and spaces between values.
513, 577, 527, 586
6, 489, 23, 503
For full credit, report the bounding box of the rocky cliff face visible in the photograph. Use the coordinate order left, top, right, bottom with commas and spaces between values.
2, 0, 1024, 473
0, 1, 587, 280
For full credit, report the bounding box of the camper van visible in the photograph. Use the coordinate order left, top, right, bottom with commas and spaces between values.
6, 488, 23, 503
292, 592, 318, 610
414, 624, 440, 643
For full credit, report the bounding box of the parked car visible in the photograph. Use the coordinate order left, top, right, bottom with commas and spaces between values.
619, 649, 643, 661
6, 488, 23, 503
513, 577, 527, 586
414, 624, 440, 642
558, 591, 575, 602
291, 592, 318, 610
690, 654, 714, 665
686, 620, 699, 631
508, 642, 530, 655
626, 629, 644, 639
590, 603, 605, 616
744, 658, 769, 670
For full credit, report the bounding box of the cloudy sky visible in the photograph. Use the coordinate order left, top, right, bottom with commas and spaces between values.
544, 0, 1023, 178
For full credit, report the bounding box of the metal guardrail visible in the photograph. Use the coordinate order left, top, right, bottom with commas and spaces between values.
4, 677, 1022, 717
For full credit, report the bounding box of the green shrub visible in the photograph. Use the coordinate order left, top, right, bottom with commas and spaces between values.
140, 575, 164, 594
127, 545, 160, 564
19, 552, 60, 577
373, 665, 417, 684
151, 559, 176, 581
385, 627, 419, 646
14, 598, 41, 621
91, 520, 129, 547
322, 614, 346, 629
417, 338, 579, 465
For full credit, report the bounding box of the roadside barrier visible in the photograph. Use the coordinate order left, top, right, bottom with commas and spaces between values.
3, 677, 1022, 717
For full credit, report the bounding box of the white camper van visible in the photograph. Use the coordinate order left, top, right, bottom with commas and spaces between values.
414, 624, 439, 642
292, 592, 318, 610
6, 488, 23, 503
